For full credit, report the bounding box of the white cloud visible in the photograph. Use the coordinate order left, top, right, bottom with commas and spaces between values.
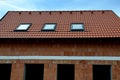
0, 0, 38, 10
0, 0, 39, 19
1, 2, 28, 10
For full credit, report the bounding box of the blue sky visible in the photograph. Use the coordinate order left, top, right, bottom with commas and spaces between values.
0, 0, 120, 19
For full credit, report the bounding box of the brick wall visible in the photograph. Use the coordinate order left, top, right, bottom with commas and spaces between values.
0, 39, 120, 80
0, 60, 119, 80
0, 39, 120, 56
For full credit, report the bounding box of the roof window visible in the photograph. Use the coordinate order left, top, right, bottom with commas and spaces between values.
71, 23, 84, 31
15, 23, 31, 31
42, 23, 56, 31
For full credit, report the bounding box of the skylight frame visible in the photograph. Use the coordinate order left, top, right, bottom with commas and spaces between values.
71, 23, 84, 31
14, 23, 32, 31
41, 23, 56, 31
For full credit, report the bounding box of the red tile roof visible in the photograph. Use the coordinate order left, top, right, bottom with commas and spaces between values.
0, 10, 120, 38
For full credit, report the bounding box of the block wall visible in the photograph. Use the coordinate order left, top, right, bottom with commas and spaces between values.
0, 39, 119, 80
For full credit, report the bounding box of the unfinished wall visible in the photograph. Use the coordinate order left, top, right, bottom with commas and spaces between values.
0, 60, 119, 80
0, 39, 120, 56
0, 39, 119, 80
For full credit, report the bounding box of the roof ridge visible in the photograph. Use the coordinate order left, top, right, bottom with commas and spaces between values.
8, 10, 113, 12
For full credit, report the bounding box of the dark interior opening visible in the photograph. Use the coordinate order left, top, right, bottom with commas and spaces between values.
93, 65, 111, 80
57, 64, 74, 80
0, 64, 12, 80
25, 64, 44, 80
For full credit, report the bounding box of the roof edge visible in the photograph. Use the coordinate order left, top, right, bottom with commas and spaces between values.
0, 38, 120, 44
0, 37, 120, 40
0, 11, 9, 21
111, 10, 120, 18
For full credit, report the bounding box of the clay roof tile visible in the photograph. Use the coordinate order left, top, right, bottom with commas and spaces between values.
0, 10, 120, 38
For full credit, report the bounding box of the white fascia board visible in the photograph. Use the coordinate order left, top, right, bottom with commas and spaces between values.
0, 56, 120, 61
